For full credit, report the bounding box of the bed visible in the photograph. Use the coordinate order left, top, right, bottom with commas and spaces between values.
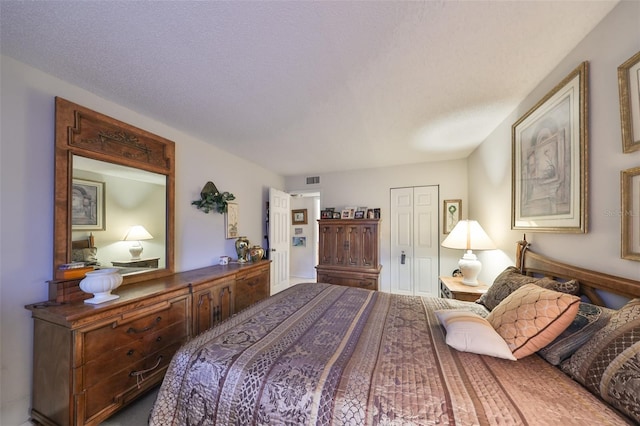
149, 240, 640, 425
71, 234, 99, 266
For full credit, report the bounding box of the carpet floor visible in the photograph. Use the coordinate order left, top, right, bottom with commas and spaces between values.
99, 387, 159, 425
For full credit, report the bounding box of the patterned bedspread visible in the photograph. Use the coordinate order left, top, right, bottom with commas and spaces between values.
150, 283, 631, 425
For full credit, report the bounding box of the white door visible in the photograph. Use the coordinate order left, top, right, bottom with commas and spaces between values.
390, 186, 439, 297
269, 188, 290, 294
390, 188, 414, 295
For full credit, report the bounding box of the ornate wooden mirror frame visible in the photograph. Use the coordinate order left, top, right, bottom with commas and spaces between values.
54, 97, 175, 285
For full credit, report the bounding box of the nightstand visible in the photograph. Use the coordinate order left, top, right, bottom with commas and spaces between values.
111, 257, 160, 268
439, 275, 489, 302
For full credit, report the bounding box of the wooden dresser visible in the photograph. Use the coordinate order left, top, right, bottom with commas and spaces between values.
25, 261, 270, 426
316, 219, 381, 291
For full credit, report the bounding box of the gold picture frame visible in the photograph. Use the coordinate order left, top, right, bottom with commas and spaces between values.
618, 51, 640, 153
443, 199, 462, 234
621, 167, 640, 261
512, 62, 588, 233
292, 209, 308, 225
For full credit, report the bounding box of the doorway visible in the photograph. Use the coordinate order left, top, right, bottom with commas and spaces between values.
289, 192, 320, 285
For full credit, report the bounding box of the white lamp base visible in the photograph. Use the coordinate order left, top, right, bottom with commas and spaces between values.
458, 250, 482, 286
129, 243, 143, 260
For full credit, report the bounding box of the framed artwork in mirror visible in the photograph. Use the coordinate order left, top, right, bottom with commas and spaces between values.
618, 51, 640, 153
512, 62, 588, 233
621, 167, 640, 261
292, 209, 308, 225
72, 178, 105, 230
443, 199, 461, 234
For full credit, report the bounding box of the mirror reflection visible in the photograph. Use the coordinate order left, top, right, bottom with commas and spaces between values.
72, 156, 167, 276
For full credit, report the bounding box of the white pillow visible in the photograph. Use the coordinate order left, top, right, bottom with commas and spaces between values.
435, 309, 517, 361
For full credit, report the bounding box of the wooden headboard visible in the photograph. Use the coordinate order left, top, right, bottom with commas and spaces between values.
516, 238, 640, 306
71, 233, 95, 250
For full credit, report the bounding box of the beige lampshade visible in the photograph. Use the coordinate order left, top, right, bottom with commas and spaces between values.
123, 225, 153, 241
442, 220, 495, 251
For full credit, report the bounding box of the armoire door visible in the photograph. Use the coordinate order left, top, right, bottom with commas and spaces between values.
390, 186, 439, 297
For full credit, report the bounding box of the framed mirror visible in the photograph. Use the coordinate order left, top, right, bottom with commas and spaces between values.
54, 97, 175, 285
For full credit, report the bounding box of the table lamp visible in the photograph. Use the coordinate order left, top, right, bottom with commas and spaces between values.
441, 220, 495, 286
123, 225, 153, 260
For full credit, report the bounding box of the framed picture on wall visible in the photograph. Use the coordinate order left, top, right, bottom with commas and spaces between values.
292, 236, 306, 247
72, 178, 105, 231
618, 51, 640, 153
512, 62, 588, 233
225, 202, 239, 239
292, 209, 307, 225
621, 167, 640, 261
443, 199, 462, 234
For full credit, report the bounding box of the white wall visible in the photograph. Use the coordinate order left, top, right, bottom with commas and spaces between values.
285, 159, 469, 292
468, 1, 640, 285
0, 56, 285, 426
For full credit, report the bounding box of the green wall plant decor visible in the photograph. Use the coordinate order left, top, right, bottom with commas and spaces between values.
192, 181, 236, 214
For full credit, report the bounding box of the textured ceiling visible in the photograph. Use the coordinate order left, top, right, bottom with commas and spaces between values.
0, 1, 618, 176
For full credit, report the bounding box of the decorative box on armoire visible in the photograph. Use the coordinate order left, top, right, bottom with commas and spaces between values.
316, 219, 381, 291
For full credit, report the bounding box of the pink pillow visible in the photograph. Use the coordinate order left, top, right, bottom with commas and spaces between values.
486, 284, 580, 359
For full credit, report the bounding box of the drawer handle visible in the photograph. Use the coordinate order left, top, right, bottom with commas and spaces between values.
127, 316, 162, 334
130, 355, 163, 388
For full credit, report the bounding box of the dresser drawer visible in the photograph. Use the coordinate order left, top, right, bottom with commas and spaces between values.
440, 280, 453, 299
80, 341, 182, 422
80, 297, 188, 363
317, 272, 378, 291
83, 320, 187, 388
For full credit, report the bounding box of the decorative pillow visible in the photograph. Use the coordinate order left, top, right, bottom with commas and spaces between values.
476, 266, 579, 311
486, 284, 580, 359
537, 302, 613, 365
71, 247, 98, 265
435, 309, 516, 360
561, 298, 640, 424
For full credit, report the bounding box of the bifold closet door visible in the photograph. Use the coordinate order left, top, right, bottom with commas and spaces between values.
390, 186, 439, 297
